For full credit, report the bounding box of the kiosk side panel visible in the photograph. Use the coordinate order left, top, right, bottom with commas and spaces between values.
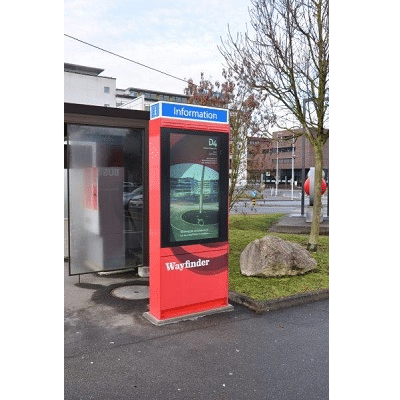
148, 118, 162, 318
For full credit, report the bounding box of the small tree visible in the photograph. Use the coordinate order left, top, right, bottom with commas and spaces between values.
184, 70, 260, 210
246, 137, 273, 187
220, 0, 329, 250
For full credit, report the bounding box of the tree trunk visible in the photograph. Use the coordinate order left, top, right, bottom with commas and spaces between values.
307, 140, 324, 251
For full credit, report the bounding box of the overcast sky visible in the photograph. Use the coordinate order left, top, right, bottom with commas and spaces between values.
64, 0, 252, 95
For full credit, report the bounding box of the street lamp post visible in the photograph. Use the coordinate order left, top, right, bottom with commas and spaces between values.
301, 96, 328, 215
326, 170, 329, 217
301, 97, 313, 215
301, 121, 306, 214
275, 137, 279, 196
291, 135, 295, 200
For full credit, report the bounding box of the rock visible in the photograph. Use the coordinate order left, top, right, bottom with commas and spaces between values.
240, 235, 317, 277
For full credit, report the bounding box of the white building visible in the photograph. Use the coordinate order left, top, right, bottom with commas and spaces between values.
64, 63, 116, 107
116, 87, 189, 111
64, 62, 190, 110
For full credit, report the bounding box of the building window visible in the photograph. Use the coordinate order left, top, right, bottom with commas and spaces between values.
104, 86, 110, 93
271, 146, 294, 154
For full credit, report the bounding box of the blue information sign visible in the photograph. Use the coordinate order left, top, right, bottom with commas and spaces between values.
150, 102, 228, 124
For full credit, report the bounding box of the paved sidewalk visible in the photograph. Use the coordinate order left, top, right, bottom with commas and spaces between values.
269, 214, 329, 235
65, 263, 329, 400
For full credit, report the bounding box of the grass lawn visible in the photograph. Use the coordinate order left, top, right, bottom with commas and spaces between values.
228, 213, 329, 301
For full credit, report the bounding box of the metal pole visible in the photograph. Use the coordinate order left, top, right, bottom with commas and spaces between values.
301, 126, 305, 215
301, 97, 309, 216
327, 171, 329, 217
291, 136, 294, 200
300, 96, 328, 215
275, 136, 279, 196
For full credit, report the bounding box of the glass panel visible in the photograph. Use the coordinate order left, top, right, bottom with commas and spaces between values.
67, 125, 143, 275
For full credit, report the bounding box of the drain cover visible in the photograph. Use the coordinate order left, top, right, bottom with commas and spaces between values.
110, 285, 149, 300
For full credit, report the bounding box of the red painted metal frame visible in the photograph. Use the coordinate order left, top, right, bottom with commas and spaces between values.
148, 117, 230, 321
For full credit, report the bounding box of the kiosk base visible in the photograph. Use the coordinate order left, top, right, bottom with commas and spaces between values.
143, 304, 234, 326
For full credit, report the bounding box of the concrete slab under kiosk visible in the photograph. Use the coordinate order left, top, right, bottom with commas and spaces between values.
143, 304, 234, 326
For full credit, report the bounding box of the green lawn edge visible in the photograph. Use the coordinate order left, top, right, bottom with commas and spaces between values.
228, 213, 329, 301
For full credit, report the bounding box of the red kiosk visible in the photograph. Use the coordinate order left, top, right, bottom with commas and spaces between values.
143, 102, 233, 325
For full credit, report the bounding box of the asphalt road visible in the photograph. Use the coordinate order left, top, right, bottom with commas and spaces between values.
65, 265, 328, 400
230, 190, 328, 216
65, 189, 329, 399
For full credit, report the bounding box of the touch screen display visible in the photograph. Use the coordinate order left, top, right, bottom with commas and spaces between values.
161, 129, 228, 247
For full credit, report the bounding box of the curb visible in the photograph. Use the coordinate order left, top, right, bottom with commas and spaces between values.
228, 288, 328, 313
268, 215, 329, 235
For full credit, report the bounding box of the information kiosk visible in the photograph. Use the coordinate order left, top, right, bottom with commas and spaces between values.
144, 102, 233, 325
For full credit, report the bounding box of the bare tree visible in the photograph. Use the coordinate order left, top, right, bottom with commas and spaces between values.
219, 0, 329, 251
246, 138, 273, 185
184, 70, 260, 210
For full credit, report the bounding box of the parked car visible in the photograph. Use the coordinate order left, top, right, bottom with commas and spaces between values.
123, 182, 140, 193
123, 185, 143, 209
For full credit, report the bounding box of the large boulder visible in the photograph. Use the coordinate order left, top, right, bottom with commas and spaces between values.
240, 235, 317, 277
